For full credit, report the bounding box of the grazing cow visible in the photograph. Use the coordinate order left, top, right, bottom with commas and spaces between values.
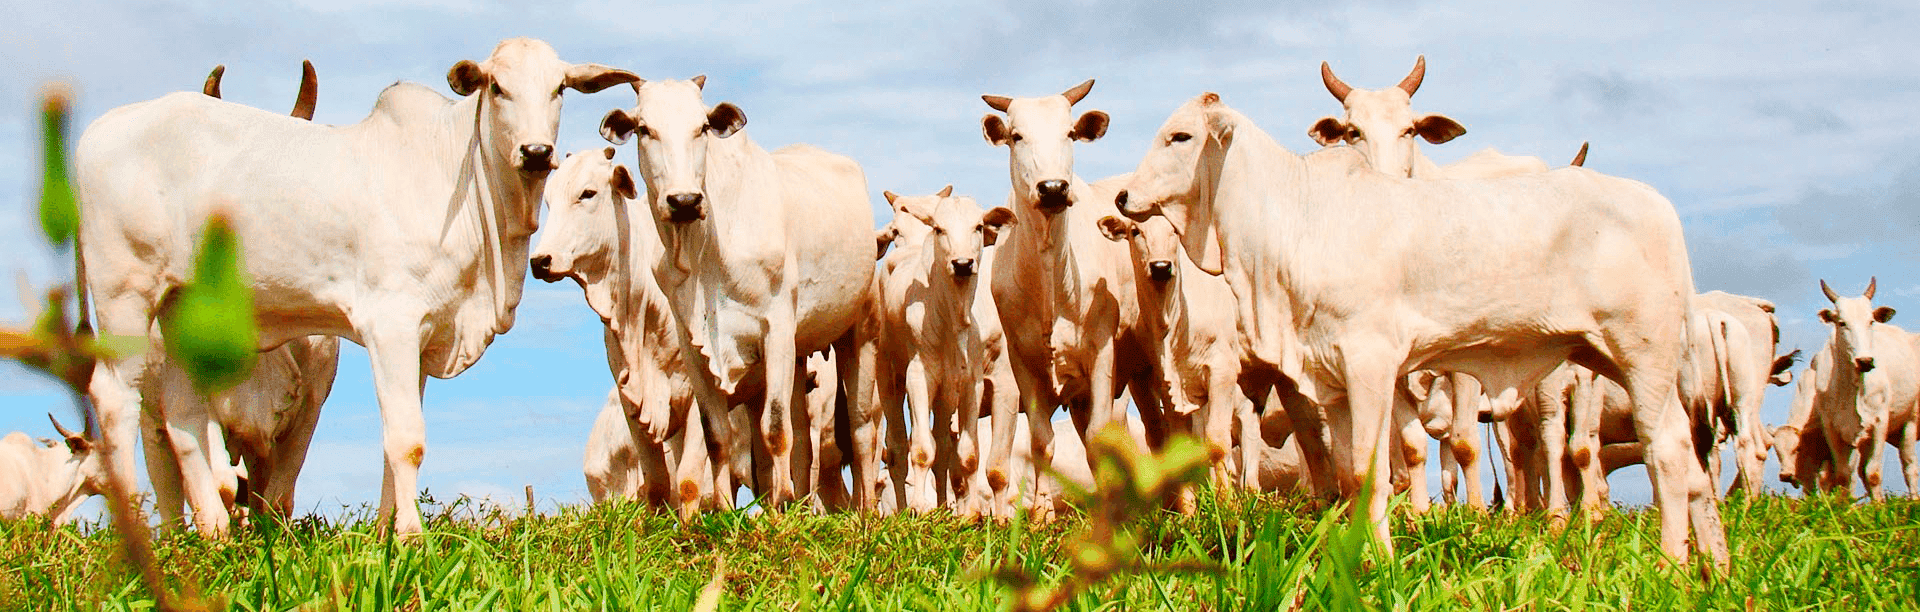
979, 80, 1164, 517
598, 77, 875, 509
531, 148, 721, 516
1095, 213, 1254, 491
76, 38, 638, 536
1774, 359, 1838, 492
1811, 279, 1919, 500
0, 416, 107, 524
872, 188, 1015, 514
584, 388, 643, 503
1115, 93, 1723, 563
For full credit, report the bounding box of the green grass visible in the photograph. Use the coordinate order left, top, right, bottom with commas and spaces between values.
1, 491, 1915, 611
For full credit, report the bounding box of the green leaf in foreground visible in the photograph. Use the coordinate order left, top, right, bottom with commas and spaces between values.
161, 213, 258, 393
38, 84, 79, 250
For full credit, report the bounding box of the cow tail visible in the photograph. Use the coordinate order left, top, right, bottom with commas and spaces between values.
72, 230, 91, 338
1709, 316, 1736, 434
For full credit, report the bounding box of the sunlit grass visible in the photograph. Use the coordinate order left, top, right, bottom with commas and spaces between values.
2, 491, 1914, 610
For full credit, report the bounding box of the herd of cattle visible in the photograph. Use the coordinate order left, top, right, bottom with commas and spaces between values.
3, 39, 1915, 569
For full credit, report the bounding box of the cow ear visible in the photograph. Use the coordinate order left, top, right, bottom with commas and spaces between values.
707, 102, 746, 138
1308, 116, 1350, 146
1817, 309, 1836, 323
565, 64, 641, 94
982, 206, 1016, 247
1071, 110, 1110, 142
447, 60, 489, 97
611, 165, 638, 200
691, 74, 707, 90
1096, 216, 1134, 242
65, 435, 90, 454
601, 109, 638, 145
882, 190, 900, 206
875, 227, 896, 260
981, 114, 1011, 146
1875, 306, 1896, 323
1414, 113, 1466, 144
900, 200, 936, 227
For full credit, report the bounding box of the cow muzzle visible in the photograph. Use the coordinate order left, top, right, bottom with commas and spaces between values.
1147, 260, 1173, 281
950, 258, 976, 278
519, 144, 555, 173
529, 254, 562, 283
1114, 189, 1154, 221
665, 192, 705, 223
1035, 179, 1071, 212
1855, 356, 1876, 373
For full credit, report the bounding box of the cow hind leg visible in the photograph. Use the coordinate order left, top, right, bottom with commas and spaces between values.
1618, 364, 1726, 566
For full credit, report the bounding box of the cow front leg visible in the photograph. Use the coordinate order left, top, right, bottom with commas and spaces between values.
361, 316, 428, 537
156, 366, 233, 537
1341, 355, 1400, 554
902, 357, 938, 513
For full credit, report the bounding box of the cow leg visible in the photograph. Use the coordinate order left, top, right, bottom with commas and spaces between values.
1533, 385, 1571, 522
1566, 366, 1608, 521
1393, 390, 1429, 514
873, 354, 909, 515
1201, 369, 1237, 490
1624, 364, 1724, 565
982, 363, 1018, 517
1010, 360, 1057, 519
949, 361, 983, 519
1342, 355, 1399, 554
1236, 396, 1263, 491
156, 368, 233, 537
835, 333, 878, 512
360, 315, 429, 537
902, 357, 939, 513
1861, 426, 1886, 502
86, 295, 161, 527
1447, 374, 1488, 511
670, 406, 708, 520
1897, 421, 1918, 498
1270, 384, 1340, 499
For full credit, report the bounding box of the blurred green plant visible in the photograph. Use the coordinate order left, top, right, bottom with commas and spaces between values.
160, 213, 258, 394
985, 423, 1221, 612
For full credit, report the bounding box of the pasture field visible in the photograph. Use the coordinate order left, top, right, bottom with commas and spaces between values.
0, 491, 1914, 610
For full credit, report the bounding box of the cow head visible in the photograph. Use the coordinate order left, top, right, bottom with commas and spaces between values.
41, 413, 107, 525
884, 187, 1014, 281
599, 76, 746, 225
1096, 214, 1181, 284
980, 79, 1108, 214
1816, 277, 1893, 374
1306, 56, 1466, 178
447, 38, 640, 177
1115, 92, 1230, 276
530, 148, 637, 319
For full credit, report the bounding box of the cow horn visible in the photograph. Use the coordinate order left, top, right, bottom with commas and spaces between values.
48, 413, 79, 440
203, 64, 225, 98
1398, 55, 1427, 96
1571, 142, 1589, 167
936, 184, 953, 198
1061, 79, 1095, 106
691, 74, 707, 90
1320, 61, 1352, 103
981, 94, 1012, 112
292, 60, 318, 120
1865, 276, 1877, 300
1820, 279, 1838, 302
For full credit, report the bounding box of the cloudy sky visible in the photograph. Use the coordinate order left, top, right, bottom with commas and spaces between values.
3, 0, 1916, 519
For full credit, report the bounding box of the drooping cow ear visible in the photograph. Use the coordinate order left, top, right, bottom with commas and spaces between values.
1817, 309, 1836, 323
564, 64, 642, 94
1875, 306, 1897, 323
611, 165, 638, 200
874, 226, 896, 260
1096, 216, 1134, 242
707, 102, 746, 138
1071, 110, 1110, 142
65, 435, 90, 455
1308, 116, 1351, 146
981, 114, 1011, 146
1414, 113, 1467, 144
600, 109, 638, 145
900, 199, 936, 227
447, 60, 489, 97
982, 206, 1016, 247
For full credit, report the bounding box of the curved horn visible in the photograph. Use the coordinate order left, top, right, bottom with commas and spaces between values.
1571, 142, 1589, 167
981, 94, 1012, 112
48, 413, 79, 440
1820, 279, 1838, 303
292, 60, 318, 120
203, 64, 226, 98
1320, 61, 1352, 102
1397, 55, 1427, 96
936, 184, 953, 198
1061, 79, 1095, 106
1865, 276, 1877, 300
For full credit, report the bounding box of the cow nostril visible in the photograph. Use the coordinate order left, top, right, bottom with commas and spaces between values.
530, 254, 555, 281
1037, 180, 1068, 196
1148, 261, 1173, 280
1856, 357, 1876, 373
522, 144, 553, 160
1115, 190, 1129, 208
951, 259, 975, 277
667, 193, 703, 210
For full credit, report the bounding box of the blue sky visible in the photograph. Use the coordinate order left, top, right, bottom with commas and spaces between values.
3, 0, 1917, 519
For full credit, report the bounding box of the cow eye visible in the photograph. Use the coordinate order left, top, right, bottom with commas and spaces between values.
489, 82, 505, 98
636, 125, 652, 139
933, 226, 947, 235
1010, 132, 1024, 143
1402, 127, 1416, 136
580, 189, 598, 200
1169, 132, 1192, 143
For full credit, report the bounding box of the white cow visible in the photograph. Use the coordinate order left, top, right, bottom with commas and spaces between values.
1307, 56, 1561, 180
598, 77, 875, 509
872, 188, 1015, 515
584, 388, 644, 503
979, 80, 1165, 517
1094, 214, 1255, 492
532, 148, 721, 517
1116, 93, 1724, 564
0, 416, 107, 524
76, 38, 638, 536
1811, 279, 1919, 500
